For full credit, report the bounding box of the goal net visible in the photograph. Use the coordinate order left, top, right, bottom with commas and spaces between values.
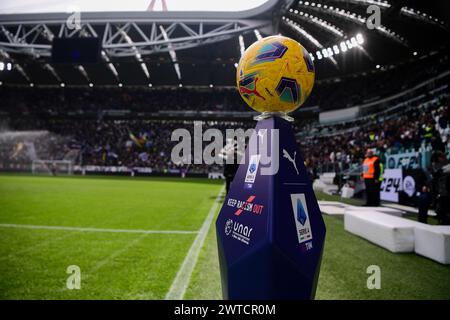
32, 160, 74, 175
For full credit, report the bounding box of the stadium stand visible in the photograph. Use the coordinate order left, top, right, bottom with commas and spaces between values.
1, 49, 449, 175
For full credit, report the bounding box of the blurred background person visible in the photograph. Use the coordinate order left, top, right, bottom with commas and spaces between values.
362, 149, 381, 206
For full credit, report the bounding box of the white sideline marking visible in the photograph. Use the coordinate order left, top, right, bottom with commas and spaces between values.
0, 223, 198, 235
165, 186, 225, 300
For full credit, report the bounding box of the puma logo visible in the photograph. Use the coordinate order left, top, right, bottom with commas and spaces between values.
239, 77, 266, 100
283, 149, 299, 175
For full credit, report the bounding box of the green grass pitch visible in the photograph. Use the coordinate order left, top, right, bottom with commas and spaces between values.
0, 174, 449, 299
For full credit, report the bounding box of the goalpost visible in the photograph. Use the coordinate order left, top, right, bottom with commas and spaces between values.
31, 160, 74, 175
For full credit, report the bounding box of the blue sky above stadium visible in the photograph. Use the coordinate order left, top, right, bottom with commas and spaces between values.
0, 0, 270, 14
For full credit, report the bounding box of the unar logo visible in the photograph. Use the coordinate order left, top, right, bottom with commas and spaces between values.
225, 219, 233, 236
225, 219, 254, 245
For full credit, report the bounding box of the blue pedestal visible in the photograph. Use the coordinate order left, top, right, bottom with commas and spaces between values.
216, 117, 326, 299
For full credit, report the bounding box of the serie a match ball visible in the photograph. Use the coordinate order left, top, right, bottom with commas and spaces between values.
237, 35, 315, 114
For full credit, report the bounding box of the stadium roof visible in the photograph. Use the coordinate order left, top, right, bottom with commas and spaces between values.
0, 0, 448, 86
0, 0, 272, 14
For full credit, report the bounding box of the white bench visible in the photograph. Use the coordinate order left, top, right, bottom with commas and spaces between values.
414, 225, 450, 264
318, 201, 348, 216
345, 206, 404, 217
344, 208, 450, 263
344, 211, 419, 252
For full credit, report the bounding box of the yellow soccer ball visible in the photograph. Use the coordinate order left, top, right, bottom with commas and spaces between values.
236, 35, 315, 114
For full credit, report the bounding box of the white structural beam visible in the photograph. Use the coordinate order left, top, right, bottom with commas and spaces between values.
0, 19, 271, 58
254, 29, 263, 40
118, 29, 150, 79
159, 25, 181, 81
238, 35, 245, 56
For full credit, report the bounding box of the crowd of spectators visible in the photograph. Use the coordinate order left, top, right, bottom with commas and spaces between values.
0, 118, 254, 174
301, 97, 450, 175
0, 49, 449, 175
1, 96, 448, 176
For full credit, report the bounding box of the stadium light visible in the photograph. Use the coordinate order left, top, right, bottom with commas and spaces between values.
148, 83, 153, 87
291, 10, 344, 37
340, 42, 348, 52
60, 83, 65, 87
118, 83, 123, 87
356, 33, 364, 44
0, 62, 4, 71
6, 62, 12, 71
284, 18, 322, 48
160, 25, 181, 81
29, 83, 34, 87
89, 83, 93, 88
413, 51, 417, 56
299, 1, 407, 45
234, 62, 238, 68
333, 45, 340, 54
376, 64, 380, 69
179, 83, 183, 88
401, 7, 446, 28
327, 48, 334, 56
0, 81, 2, 86
209, 84, 214, 88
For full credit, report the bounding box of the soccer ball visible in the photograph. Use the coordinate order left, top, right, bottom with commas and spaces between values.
236, 35, 315, 114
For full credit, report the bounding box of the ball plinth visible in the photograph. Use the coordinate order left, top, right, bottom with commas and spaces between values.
236, 35, 315, 116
